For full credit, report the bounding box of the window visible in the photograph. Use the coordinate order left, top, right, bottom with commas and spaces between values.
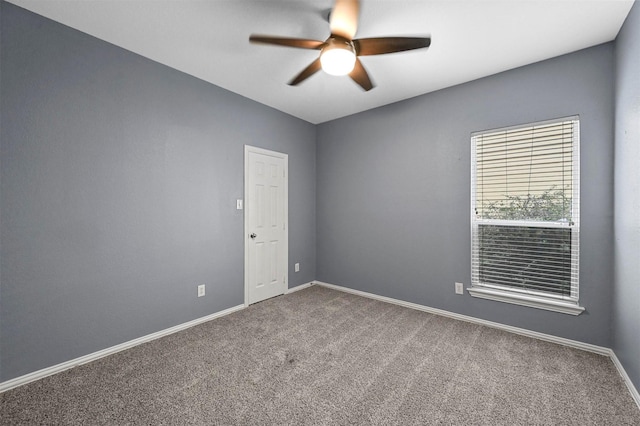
469, 117, 583, 315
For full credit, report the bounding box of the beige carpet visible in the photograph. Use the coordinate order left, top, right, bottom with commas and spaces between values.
2, 285, 639, 425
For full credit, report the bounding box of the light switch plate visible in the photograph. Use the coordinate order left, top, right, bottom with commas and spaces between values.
236, 199, 243, 210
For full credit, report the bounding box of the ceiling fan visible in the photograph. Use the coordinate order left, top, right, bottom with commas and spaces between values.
249, 0, 431, 91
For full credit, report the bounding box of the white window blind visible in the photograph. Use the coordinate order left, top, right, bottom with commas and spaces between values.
471, 117, 581, 312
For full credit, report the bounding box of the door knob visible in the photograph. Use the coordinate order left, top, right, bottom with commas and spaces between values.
250, 233, 257, 239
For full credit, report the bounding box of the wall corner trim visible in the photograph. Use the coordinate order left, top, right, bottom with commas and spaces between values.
312, 280, 639, 409
0, 304, 245, 393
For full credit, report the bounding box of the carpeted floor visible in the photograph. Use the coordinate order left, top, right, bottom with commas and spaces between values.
1, 285, 639, 425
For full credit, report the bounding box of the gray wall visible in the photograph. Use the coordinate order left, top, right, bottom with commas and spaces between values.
317, 43, 615, 347
0, 2, 316, 381
614, 0, 640, 391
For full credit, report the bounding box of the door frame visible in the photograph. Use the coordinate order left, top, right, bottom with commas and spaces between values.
244, 145, 289, 307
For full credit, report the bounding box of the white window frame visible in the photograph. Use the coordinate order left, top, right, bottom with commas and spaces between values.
469, 116, 584, 315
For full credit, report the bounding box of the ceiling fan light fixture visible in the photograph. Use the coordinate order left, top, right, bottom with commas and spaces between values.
249, 0, 431, 91
320, 38, 356, 76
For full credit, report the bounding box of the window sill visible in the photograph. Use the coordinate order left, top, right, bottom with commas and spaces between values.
467, 287, 585, 316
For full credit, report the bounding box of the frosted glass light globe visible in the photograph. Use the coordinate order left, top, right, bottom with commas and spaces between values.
320, 44, 356, 76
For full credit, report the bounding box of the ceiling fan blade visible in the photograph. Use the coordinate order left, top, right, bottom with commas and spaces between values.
250, 35, 324, 50
354, 37, 431, 56
330, 0, 359, 39
288, 58, 322, 86
349, 58, 373, 91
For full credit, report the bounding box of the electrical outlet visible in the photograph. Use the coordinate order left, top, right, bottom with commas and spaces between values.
294, 263, 300, 272
455, 282, 464, 295
198, 284, 206, 297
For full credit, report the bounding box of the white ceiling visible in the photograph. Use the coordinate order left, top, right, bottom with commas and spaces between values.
7, 0, 635, 124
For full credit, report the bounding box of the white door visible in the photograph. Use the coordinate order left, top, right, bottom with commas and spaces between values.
244, 146, 288, 305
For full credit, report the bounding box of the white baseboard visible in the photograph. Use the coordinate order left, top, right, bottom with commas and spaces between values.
313, 280, 640, 409
314, 281, 609, 354
610, 351, 640, 410
286, 281, 314, 294
0, 304, 245, 393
